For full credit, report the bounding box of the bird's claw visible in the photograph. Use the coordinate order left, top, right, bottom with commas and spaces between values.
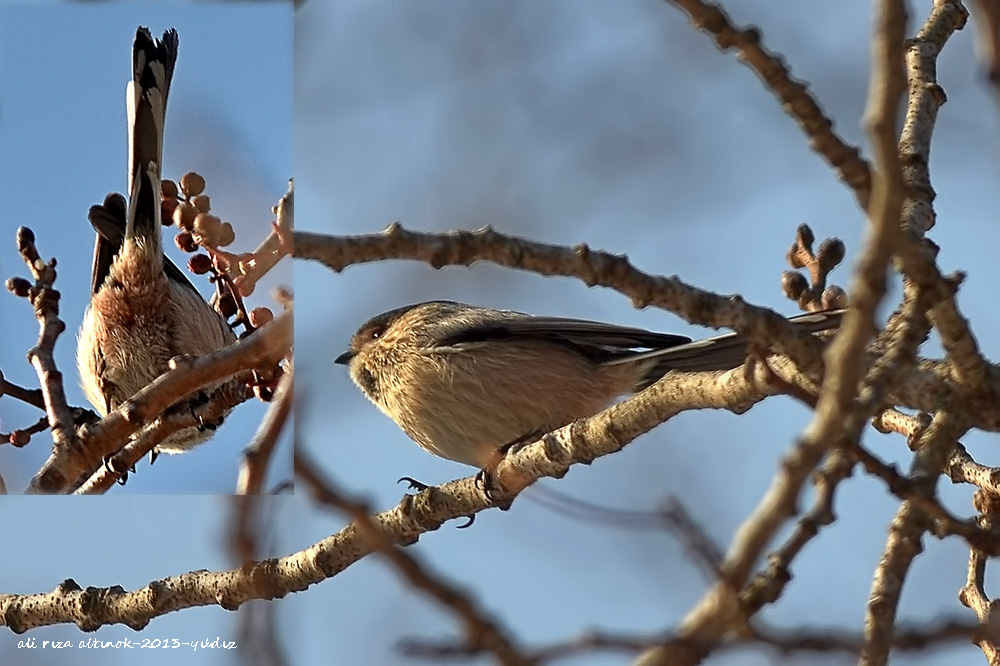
397, 476, 477, 528
103, 454, 133, 485
397, 476, 429, 492
456, 515, 476, 529
474, 429, 543, 504
187, 392, 219, 433
475, 466, 503, 502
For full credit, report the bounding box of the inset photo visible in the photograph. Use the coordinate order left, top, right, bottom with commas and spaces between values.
0, 4, 293, 494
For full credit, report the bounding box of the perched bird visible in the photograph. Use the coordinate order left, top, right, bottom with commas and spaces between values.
77, 27, 238, 456
336, 301, 842, 471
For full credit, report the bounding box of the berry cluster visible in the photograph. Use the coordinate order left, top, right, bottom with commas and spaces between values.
162, 171, 236, 251
159, 171, 275, 337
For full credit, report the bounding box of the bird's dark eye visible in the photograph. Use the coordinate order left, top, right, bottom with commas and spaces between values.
369, 326, 385, 340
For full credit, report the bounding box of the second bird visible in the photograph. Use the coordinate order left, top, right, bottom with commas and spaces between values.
77, 27, 239, 455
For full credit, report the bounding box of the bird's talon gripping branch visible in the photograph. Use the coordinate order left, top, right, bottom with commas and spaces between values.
102, 453, 137, 485
397, 476, 429, 492
188, 401, 206, 432
103, 455, 120, 476
474, 467, 500, 501
473, 430, 538, 504
397, 476, 478, 528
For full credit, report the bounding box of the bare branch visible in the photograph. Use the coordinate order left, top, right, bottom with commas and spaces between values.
7, 227, 79, 457
236, 362, 293, 495
959, 489, 1000, 661
862, 409, 965, 665
26, 308, 292, 494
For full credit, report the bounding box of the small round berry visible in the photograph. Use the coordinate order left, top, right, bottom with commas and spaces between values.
175, 231, 199, 253
249, 307, 274, 328
193, 213, 222, 247
161, 179, 179, 200
173, 202, 198, 232
191, 195, 211, 214
218, 222, 236, 247
188, 254, 213, 275
781, 271, 808, 300
180, 171, 206, 197
161, 198, 179, 225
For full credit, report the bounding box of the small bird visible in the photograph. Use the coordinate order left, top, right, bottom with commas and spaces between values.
335, 301, 842, 474
77, 27, 238, 456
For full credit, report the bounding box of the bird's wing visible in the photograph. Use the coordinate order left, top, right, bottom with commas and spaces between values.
434, 313, 692, 362
88, 191, 201, 297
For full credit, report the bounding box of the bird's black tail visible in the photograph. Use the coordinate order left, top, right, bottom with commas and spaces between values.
125, 27, 178, 245
622, 309, 845, 391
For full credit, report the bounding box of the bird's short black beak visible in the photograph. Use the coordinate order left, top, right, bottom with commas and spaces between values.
334, 350, 355, 365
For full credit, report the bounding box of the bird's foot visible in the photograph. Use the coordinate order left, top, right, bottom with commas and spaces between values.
474, 430, 543, 506
103, 454, 137, 485
397, 476, 476, 529
185, 392, 220, 433
397, 476, 429, 492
